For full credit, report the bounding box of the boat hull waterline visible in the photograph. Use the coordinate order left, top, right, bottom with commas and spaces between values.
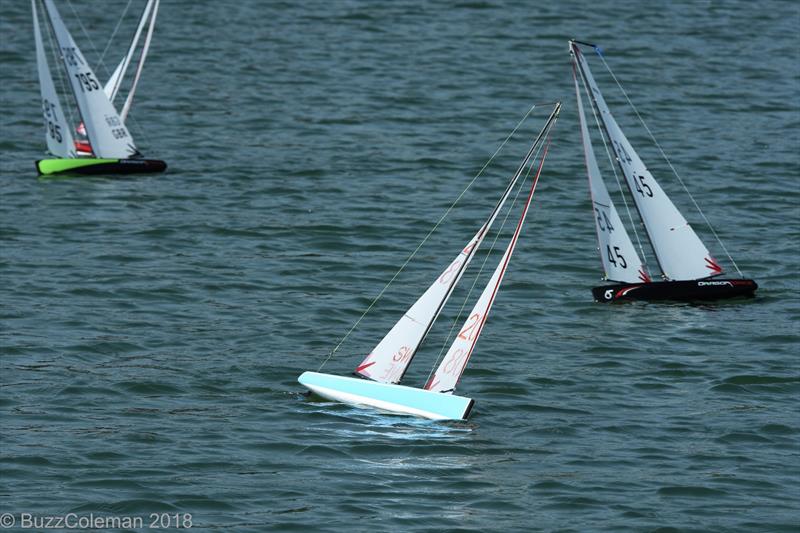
36, 158, 167, 176
298, 371, 474, 421
592, 278, 758, 302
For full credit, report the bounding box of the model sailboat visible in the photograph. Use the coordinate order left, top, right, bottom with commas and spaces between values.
32, 0, 166, 176
299, 103, 560, 421
570, 40, 757, 302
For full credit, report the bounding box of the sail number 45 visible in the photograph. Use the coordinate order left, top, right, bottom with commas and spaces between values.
606, 245, 627, 268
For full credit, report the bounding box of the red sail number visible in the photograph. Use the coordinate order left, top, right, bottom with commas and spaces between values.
443, 348, 467, 375
392, 346, 412, 362
438, 258, 463, 285
457, 312, 482, 341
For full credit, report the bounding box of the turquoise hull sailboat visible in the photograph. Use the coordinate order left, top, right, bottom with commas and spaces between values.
299, 104, 561, 421
299, 372, 475, 420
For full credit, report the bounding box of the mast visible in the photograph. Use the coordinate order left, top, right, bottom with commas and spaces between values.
33, 0, 76, 158
121, 0, 159, 121
355, 103, 561, 385
425, 135, 554, 394
570, 41, 719, 281
570, 41, 666, 278
42, 0, 138, 158
105, 0, 156, 106
572, 58, 648, 284
397, 102, 561, 380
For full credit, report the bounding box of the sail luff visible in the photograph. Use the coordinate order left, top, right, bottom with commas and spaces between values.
572, 60, 648, 283
104, 0, 155, 104
355, 104, 560, 385
425, 138, 552, 394
42, 0, 137, 158
121, 0, 158, 121
33, 0, 76, 158
571, 43, 718, 281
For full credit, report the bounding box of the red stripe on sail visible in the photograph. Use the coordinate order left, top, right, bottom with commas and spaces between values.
355, 361, 375, 374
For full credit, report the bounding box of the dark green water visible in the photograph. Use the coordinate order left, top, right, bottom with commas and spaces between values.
1, 1, 799, 531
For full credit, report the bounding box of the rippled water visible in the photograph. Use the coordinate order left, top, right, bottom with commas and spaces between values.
1, 1, 799, 531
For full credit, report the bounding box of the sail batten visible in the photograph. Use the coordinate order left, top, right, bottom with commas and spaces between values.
571, 43, 719, 281
42, 0, 137, 159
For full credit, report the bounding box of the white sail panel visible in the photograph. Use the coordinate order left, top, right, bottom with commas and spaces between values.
573, 46, 721, 281
43, 0, 137, 159
121, 0, 159, 121
573, 65, 648, 284
426, 145, 548, 394
104, 57, 125, 101
355, 226, 486, 384
33, 0, 75, 159
357, 104, 560, 386
103, 0, 156, 106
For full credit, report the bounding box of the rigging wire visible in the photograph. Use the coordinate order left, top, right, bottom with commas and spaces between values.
63, 0, 153, 152
575, 64, 651, 271
424, 137, 546, 386
99, 0, 135, 64
595, 50, 745, 278
316, 101, 549, 371
65, 0, 113, 79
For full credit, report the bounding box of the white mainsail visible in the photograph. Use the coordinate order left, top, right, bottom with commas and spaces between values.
43, 0, 138, 159
425, 142, 549, 394
354, 227, 487, 384
355, 104, 560, 385
32, 0, 75, 159
573, 63, 648, 284
572, 45, 722, 281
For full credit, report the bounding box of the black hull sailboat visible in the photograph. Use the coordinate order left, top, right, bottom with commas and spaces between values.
592, 278, 758, 303
570, 40, 758, 303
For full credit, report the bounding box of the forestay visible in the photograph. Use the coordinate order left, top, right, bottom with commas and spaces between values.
572, 45, 720, 281
573, 63, 648, 284
425, 143, 550, 394
33, 0, 75, 159
43, 0, 138, 159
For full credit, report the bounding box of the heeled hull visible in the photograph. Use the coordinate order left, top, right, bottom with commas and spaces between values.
298, 371, 474, 421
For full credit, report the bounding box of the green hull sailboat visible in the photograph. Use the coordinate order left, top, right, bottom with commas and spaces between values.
33, 0, 166, 176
